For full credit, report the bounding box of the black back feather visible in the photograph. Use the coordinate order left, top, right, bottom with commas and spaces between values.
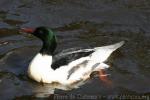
51, 49, 94, 70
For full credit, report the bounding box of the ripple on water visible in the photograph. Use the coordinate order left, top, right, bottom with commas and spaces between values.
0, 0, 150, 99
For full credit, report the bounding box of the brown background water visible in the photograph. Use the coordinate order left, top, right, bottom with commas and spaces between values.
0, 0, 150, 99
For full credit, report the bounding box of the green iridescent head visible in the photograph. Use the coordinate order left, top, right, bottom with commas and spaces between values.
22, 27, 57, 55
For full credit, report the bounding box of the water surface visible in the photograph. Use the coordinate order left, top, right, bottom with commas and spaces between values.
0, 0, 150, 99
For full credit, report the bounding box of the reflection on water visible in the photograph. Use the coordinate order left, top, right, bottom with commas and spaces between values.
0, 0, 150, 99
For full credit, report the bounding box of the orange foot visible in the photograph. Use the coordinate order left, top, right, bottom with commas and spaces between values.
99, 69, 112, 86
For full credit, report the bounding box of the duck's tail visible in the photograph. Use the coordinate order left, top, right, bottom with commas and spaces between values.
94, 41, 125, 51
90, 41, 125, 62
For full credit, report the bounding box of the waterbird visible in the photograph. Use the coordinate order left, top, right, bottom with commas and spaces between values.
21, 27, 124, 88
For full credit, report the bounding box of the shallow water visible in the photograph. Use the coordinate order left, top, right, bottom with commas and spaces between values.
0, 0, 150, 99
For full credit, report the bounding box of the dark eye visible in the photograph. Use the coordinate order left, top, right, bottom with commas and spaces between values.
38, 30, 43, 34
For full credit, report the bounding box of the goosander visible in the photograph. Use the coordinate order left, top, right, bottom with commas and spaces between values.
21, 27, 124, 87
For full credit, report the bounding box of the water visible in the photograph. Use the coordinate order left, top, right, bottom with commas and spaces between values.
0, 0, 150, 99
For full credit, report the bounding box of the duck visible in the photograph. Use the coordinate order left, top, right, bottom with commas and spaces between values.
21, 27, 124, 87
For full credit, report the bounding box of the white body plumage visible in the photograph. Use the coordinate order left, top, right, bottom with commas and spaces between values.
28, 41, 124, 86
